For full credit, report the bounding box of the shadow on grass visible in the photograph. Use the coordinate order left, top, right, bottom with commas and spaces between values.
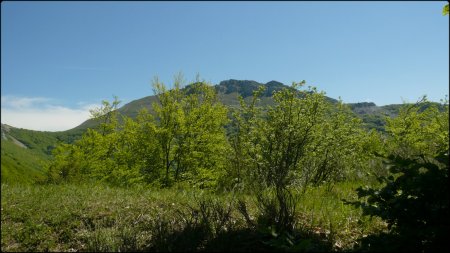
148, 222, 211, 252
207, 228, 334, 252
353, 231, 449, 253
147, 225, 334, 252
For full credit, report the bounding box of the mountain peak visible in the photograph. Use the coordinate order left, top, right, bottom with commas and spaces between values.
265, 80, 284, 86
217, 79, 288, 98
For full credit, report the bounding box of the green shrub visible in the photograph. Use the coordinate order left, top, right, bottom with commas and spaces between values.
351, 152, 449, 252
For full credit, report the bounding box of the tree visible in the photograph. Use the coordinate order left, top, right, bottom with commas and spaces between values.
47, 97, 129, 185
229, 81, 373, 236
231, 82, 358, 234
152, 75, 185, 186
300, 99, 373, 187
175, 81, 230, 188
384, 96, 449, 158
89, 96, 121, 136
152, 74, 230, 188
226, 85, 265, 190
131, 109, 162, 184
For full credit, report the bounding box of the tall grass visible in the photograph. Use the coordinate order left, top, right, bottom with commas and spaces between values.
295, 181, 386, 250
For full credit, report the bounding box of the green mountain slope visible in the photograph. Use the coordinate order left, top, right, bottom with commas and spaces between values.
347, 102, 401, 132
1, 125, 51, 184
1, 140, 48, 184
0, 124, 88, 184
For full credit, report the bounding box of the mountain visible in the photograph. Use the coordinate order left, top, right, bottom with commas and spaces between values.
73, 80, 338, 131
347, 102, 400, 132
1, 79, 410, 184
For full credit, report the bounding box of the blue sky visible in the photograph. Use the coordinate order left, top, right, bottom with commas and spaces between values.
1, 1, 449, 131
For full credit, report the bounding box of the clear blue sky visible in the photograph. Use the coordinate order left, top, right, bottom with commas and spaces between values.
1, 1, 449, 131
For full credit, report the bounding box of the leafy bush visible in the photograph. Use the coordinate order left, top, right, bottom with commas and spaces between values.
349, 98, 449, 252
352, 152, 449, 252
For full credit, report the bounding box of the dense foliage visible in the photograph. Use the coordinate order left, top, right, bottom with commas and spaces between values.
46, 78, 230, 189
349, 98, 449, 252
45, 80, 372, 191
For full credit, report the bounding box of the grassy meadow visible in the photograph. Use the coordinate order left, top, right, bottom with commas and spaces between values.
1, 182, 386, 252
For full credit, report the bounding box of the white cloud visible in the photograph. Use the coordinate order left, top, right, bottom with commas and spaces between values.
1, 96, 51, 109
1, 96, 100, 132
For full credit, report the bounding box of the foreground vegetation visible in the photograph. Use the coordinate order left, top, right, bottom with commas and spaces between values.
1, 75, 448, 252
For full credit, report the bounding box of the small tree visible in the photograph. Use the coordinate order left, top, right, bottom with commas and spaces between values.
89, 96, 121, 136
231, 82, 326, 233
47, 97, 122, 184
300, 99, 373, 187
227, 85, 266, 190
152, 74, 230, 188
152, 74, 185, 186
384, 96, 449, 158
132, 109, 162, 185
231, 81, 372, 236
176, 81, 230, 188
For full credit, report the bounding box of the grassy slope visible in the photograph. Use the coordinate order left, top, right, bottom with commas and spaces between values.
1, 182, 385, 252
1, 126, 60, 184
1, 140, 48, 184
7, 127, 59, 156
1, 125, 89, 184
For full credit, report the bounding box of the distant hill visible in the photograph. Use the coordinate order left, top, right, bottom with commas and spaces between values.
73, 79, 338, 131
68, 79, 445, 140
347, 102, 400, 132
347, 101, 446, 132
